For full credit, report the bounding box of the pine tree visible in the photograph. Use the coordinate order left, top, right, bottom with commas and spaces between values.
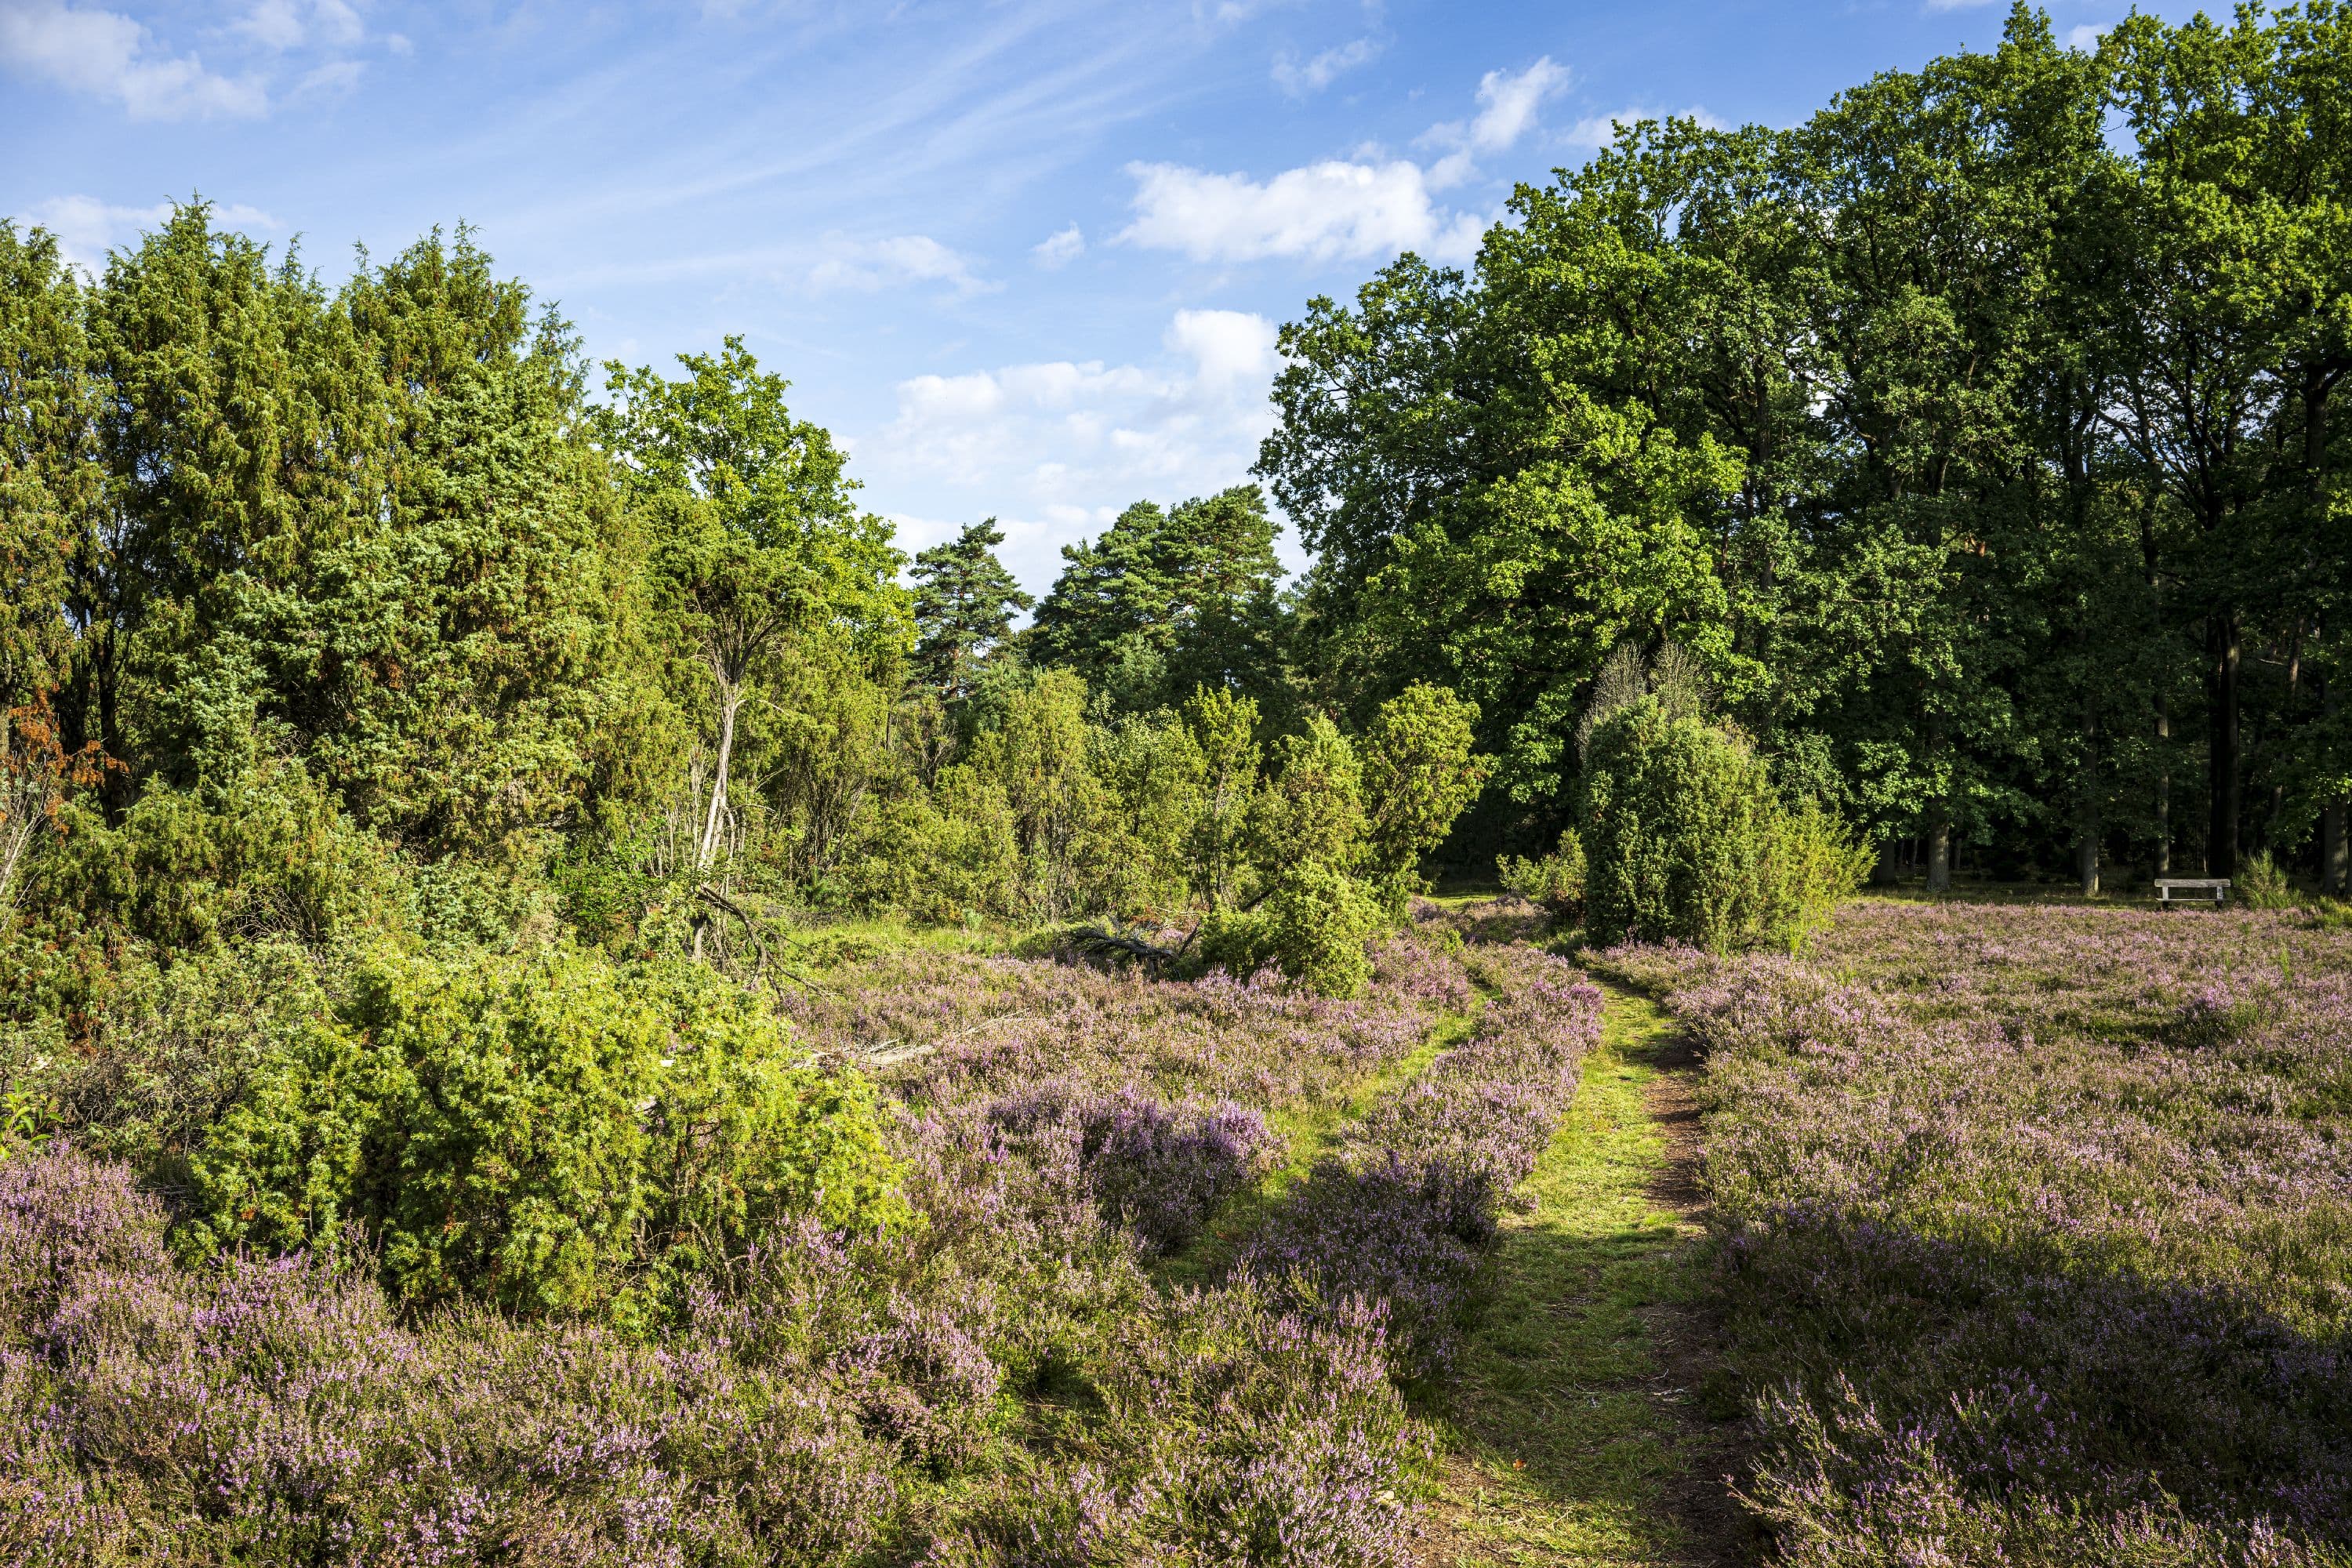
911, 518, 1032, 702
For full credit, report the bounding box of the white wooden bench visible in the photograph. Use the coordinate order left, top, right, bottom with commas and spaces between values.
2155, 877, 2230, 906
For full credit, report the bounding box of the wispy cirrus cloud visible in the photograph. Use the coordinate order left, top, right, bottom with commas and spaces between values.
1272, 35, 1378, 96
807, 234, 996, 298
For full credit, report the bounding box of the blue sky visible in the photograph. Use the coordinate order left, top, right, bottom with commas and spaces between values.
4, 0, 2154, 592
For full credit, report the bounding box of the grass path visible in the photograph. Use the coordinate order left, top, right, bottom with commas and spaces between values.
1421, 980, 1741, 1566
1156, 998, 1487, 1291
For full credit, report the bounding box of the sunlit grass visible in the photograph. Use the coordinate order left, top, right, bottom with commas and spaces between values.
1430, 984, 1715, 1567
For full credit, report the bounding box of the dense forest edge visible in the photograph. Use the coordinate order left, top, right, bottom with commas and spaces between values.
6, 3, 2352, 1563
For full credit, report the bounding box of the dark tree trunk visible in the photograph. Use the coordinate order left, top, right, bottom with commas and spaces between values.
2206, 614, 2240, 879
2154, 691, 2171, 879
1926, 808, 1951, 893
2080, 705, 2100, 896
2327, 678, 2348, 898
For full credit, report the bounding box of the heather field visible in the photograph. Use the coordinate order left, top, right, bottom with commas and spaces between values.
0, 917, 1617, 1565
14, 898, 2352, 1565
1592, 899, 2352, 1566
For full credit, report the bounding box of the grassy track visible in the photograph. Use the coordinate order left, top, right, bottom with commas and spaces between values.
1424, 982, 1734, 1567
1156, 999, 1486, 1290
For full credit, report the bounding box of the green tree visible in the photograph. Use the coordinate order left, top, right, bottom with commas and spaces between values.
911, 518, 1032, 702
1031, 486, 1290, 715
597, 336, 909, 953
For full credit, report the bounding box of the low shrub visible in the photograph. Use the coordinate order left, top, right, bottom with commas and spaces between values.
183, 945, 906, 1313
1497, 827, 1586, 921
2238, 850, 2299, 910
1199, 862, 1385, 999
989, 1080, 1279, 1254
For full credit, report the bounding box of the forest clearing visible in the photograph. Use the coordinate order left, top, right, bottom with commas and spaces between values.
11, 893, 2352, 1563
9, 2, 2352, 1563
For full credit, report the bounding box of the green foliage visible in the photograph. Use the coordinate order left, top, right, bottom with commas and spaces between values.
1580, 695, 1864, 953
1198, 861, 1382, 999
1030, 487, 1291, 718
183, 946, 906, 1313
1498, 828, 1587, 921
1359, 683, 1491, 906
24, 757, 391, 953
2235, 851, 2298, 911
911, 519, 1032, 703
1252, 715, 1367, 876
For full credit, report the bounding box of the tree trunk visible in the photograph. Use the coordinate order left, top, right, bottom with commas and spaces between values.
1926, 808, 1951, 893
2154, 691, 2171, 879
2206, 614, 2240, 879
2080, 705, 2100, 897
691, 688, 741, 964
2327, 678, 2347, 898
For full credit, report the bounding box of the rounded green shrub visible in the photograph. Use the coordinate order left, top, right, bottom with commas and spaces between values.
185, 946, 906, 1314
1497, 828, 1587, 920
1198, 862, 1381, 999
1579, 697, 1862, 953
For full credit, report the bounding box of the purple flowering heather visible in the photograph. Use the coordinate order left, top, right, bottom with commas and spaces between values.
1592, 900, 2352, 1563
1234, 953, 1604, 1377
987, 1080, 1280, 1254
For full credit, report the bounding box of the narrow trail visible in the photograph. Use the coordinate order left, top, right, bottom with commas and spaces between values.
1421, 979, 1746, 1567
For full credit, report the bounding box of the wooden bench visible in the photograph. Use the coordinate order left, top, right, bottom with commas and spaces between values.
2155, 877, 2230, 906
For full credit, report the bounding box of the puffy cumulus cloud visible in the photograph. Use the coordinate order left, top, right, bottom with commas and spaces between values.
0, 0, 265, 119
1120, 158, 1484, 265
807, 234, 995, 297
2065, 23, 2110, 49
1562, 103, 1726, 148
858, 309, 1289, 590
1033, 222, 1084, 269
24, 194, 281, 271
1123, 56, 1581, 267
1272, 35, 1378, 97
1464, 56, 1569, 152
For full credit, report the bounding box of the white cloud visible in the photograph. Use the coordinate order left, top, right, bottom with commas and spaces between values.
0, 0, 266, 119
1272, 36, 1378, 96
1563, 103, 1726, 148
237, 0, 364, 51
1033, 222, 1084, 268
1165, 307, 1279, 391
1120, 158, 1483, 264
1467, 56, 1568, 151
806, 234, 995, 297
24, 194, 280, 271
2066, 23, 2111, 49
1417, 56, 1569, 190
860, 309, 1289, 590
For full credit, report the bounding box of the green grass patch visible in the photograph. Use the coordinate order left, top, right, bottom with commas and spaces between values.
1430, 983, 1718, 1567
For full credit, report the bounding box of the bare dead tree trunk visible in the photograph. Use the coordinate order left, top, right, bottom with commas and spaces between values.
1926, 807, 1951, 894
691, 684, 742, 964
